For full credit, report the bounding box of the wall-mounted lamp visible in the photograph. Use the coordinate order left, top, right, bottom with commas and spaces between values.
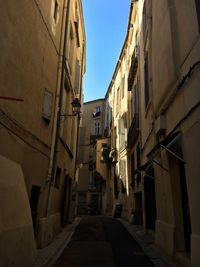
60, 98, 81, 117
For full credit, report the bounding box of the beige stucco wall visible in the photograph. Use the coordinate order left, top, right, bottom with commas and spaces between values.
150, 1, 200, 265
182, 106, 200, 267
0, 0, 64, 250
0, 0, 86, 250
38, 0, 86, 247
105, 0, 200, 265
0, 155, 36, 267
0, 0, 60, 145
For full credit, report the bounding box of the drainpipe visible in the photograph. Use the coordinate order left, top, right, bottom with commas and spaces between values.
73, 42, 85, 181
46, 0, 71, 217
72, 42, 85, 219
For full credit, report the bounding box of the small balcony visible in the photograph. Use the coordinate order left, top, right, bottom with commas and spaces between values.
127, 113, 139, 148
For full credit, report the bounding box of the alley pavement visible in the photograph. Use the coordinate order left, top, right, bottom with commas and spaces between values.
53, 216, 154, 267
33, 216, 180, 267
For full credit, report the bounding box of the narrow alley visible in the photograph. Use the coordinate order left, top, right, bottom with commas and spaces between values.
1, 0, 200, 267
53, 216, 154, 267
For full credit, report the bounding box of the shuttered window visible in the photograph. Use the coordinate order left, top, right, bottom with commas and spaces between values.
118, 118, 125, 149
74, 59, 81, 94
121, 76, 125, 99
53, 0, 59, 23
144, 54, 149, 108
119, 159, 126, 192
143, 2, 147, 39
42, 89, 53, 122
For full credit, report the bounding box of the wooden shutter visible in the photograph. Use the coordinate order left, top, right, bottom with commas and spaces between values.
74, 59, 81, 94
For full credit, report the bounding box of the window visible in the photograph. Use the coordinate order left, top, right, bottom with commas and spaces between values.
95, 121, 100, 136
101, 143, 109, 163
67, 25, 74, 71
42, 89, 53, 122
128, 48, 139, 91
74, 4, 80, 47
136, 143, 141, 184
112, 127, 117, 148
93, 106, 101, 117
195, 0, 200, 31
132, 80, 139, 119
55, 166, 61, 188
116, 87, 120, 113
143, 2, 147, 40
60, 89, 67, 137
121, 76, 125, 99
119, 159, 126, 193
118, 117, 125, 149
144, 54, 150, 108
74, 59, 81, 94
131, 153, 135, 189
53, 0, 59, 23
96, 106, 101, 113
64, 73, 70, 92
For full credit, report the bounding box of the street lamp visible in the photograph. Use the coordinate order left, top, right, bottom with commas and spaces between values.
60, 98, 81, 117
71, 98, 81, 116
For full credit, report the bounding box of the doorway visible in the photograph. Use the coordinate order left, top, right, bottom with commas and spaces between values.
30, 185, 40, 233
134, 192, 143, 225
179, 160, 191, 252
144, 168, 157, 230
60, 174, 72, 225
169, 144, 191, 253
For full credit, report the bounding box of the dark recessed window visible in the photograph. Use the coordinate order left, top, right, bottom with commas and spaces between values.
53, 0, 59, 23
93, 106, 101, 117
144, 54, 150, 108
55, 166, 61, 188
94, 121, 100, 136
42, 89, 53, 123
143, 2, 147, 39
195, 0, 200, 31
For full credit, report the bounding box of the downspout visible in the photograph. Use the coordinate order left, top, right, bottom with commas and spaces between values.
46, 0, 71, 217
73, 42, 85, 182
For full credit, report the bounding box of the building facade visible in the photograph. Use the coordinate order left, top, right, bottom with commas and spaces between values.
77, 99, 106, 215
0, 0, 85, 265
102, 0, 200, 266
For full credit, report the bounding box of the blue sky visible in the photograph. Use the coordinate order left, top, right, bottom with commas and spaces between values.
82, 0, 131, 102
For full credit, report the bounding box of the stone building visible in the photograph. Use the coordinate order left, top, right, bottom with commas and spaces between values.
0, 0, 85, 265
103, 0, 200, 266
77, 99, 105, 215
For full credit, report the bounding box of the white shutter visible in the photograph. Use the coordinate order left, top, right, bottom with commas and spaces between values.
43, 89, 53, 121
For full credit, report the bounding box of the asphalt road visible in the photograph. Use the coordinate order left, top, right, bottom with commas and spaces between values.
53, 216, 155, 267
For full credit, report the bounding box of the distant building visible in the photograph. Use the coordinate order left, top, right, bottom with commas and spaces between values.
77, 99, 106, 215
0, 0, 85, 265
